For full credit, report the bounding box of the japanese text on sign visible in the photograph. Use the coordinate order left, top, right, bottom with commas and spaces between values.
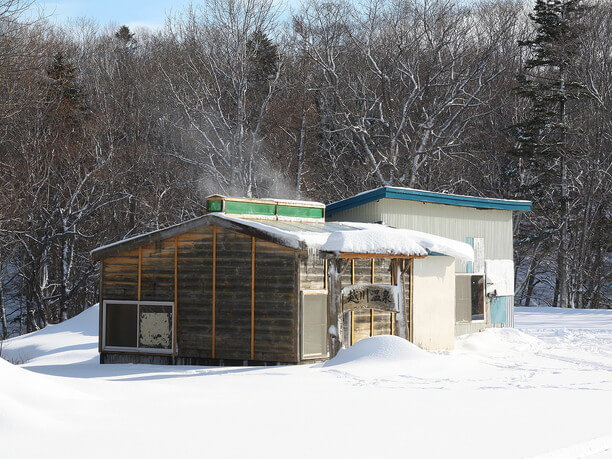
341, 284, 399, 312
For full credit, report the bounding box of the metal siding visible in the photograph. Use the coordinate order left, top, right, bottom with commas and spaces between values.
455, 321, 502, 336
326, 187, 532, 214
507, 299, 512, 327
412, 256, 456, 350
490, 296, 508, 325
379, 199, 514, 272
326, 200, 384, 224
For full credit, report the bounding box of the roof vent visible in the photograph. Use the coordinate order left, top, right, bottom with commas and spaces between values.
205, 195, 325, 221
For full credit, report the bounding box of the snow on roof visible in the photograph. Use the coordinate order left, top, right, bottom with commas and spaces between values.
92, 213, 474, 261
210, 213, 340, 249
218, 215, 473, 260
393, 227, 475, 261
319, 223, 473, 260
321, 227, 427, 257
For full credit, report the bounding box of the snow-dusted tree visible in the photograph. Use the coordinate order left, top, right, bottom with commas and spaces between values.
293, 0, 511, 193
514, 0, 588, 308
160, 0, 284, 197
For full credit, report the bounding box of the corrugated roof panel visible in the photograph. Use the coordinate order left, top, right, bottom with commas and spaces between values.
326, 187, 532, 215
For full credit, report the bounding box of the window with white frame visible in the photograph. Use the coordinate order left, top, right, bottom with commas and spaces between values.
301, 291, 328, 359
455, 274, 485, 322
103, 301, 173, 352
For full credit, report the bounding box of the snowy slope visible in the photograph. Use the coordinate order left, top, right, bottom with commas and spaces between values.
0, 305, 99, 365
1, 306, 611, 459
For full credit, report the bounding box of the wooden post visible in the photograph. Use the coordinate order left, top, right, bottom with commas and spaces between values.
173, 237, 179, 356
393, 259, 408, 339
137, 247, 142, 301
370, 258, 375, 337
250, 237, 256, 360
212, 226, 217, 358
326, 258, 345, 357
370, 258, 375, 283
324, 259, 328, 290
350, 260, 355, 345
98, 260, 104, 353
409, 258, 414, 342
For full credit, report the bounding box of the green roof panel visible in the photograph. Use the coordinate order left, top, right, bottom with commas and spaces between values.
224, 200, 276, 216
277, 205, 324, 219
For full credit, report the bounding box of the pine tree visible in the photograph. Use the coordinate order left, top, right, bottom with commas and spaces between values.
514, 0, 587, 308
46, 52, 87, 125
247, 29, 279, 85
114, 25, 137, 50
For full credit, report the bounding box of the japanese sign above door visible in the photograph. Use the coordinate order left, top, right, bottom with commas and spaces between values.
341, 284, 400, 313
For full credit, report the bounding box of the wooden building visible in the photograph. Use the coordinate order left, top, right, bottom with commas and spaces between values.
326, 187, 532, 336
92, 195, 473, 365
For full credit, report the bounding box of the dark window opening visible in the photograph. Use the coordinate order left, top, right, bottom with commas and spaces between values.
470, 276, 485, 321
105, 303, 138, 347
455, 274, 485, 323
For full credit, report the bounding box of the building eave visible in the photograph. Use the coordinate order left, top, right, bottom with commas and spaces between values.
326, 187, 532, 215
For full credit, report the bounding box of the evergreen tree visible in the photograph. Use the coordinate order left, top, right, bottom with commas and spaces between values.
114, 25, 137, 50
514, 0, 587, 308
46, 52, 87, 125
247, 29, 279, 85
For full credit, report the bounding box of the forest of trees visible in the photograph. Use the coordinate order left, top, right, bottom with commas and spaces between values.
0, 0, 609, 337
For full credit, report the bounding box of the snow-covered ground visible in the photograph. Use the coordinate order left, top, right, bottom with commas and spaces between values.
1, 306, 611, 459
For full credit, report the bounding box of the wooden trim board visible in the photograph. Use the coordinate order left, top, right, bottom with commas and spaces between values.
137, 247, 142, 301
173, 236, 178, 356
212, 226, 217, 358
337, 253, 428, 260
251, 236, 256, 360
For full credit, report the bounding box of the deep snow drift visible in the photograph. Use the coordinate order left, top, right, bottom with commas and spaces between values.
1, 306, 611, 459
324, 335, 432, 366
1, 305, 98, 365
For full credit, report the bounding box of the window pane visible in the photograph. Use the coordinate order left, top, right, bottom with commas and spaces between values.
105, 303, 137, 347
471, 276, 485, 321
302, 293, 327, 358
139, 305, 173, 349
455, 276, 472, 322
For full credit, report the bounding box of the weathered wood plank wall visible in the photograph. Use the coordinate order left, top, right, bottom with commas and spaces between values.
141, 240, 174, 302
177, 227, 213, 357
215, 228, 252, 360
101, 225, 300, 364
254, 241, 298, 362
101, 249, 139, 300
299, 255, 326, 290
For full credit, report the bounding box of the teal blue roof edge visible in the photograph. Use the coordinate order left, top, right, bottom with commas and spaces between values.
326, 187, 532, 215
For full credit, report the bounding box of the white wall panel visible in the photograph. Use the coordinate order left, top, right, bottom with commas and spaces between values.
412, 256, 456, 350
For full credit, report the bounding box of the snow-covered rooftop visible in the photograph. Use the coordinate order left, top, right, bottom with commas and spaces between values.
92, 213, 473, 261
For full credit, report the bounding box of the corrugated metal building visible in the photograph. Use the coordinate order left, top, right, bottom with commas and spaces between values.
326, 187, 531, 336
